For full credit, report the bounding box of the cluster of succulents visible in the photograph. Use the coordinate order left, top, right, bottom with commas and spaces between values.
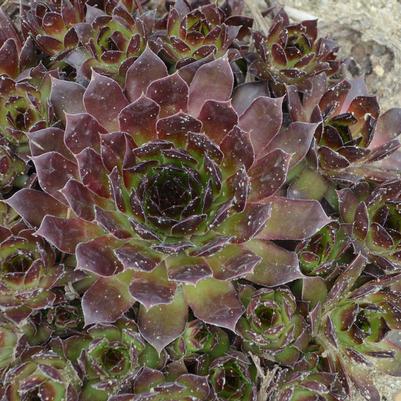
0, 0, 401, 400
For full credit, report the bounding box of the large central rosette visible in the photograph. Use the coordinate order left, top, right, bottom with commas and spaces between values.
7, 48, 330, 352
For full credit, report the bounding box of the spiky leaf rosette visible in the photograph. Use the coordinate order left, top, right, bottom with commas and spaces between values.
63, 318, 161, 401
70, 8, 149, 82
109, 368, 211, 401
296, 222, 351, 278
0, 142, 26, 195
287, 74, 401, 182
204, 352, 257, 401
8, 50, 331, 353
156, 0, 250, 68
339, 180, 401, 271
21, 0, 86, 57
167, 318, 230, 360
2, 347, 81, 401
316, 254, 401, 401
0, 228, 62, 324
269, 369, 347, 401
237, 286, 309, 365
0, 319, 25, 377
249, 9, 340, 89
0, 64, 53, 153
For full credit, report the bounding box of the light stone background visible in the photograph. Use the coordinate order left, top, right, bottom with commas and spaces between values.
256, 1, 401, 400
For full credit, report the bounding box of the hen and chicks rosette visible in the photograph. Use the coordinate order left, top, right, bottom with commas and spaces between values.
1, 1, 401, 401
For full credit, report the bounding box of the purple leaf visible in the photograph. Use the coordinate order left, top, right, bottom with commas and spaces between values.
0, 39, 19, 77
118, 95, 159, 142
64, 113, 106, 154
138, 289, 188, 353
28, 127, 72, 159
220, 125, 255, 170
0, 9, 20, 49
327, 253, 367, 303
257, 197, 331, 240
84, 71, 128, 130
32, 152, 78, 204
216, 203, 272, 243
232, 82, 268, 116
188, 56, 234, 116
146, 72, 189, 117
165, 254, 213, 284
82, 271, 134, 326
50, 77, 85, 124
129, 264, 177, 309
5, 189, 67, 226
36, 216, 103, 253
239, 96, 283, 158
246, 240, 304, 286
76, 148, 110, 198
125, 45, 168, 102
249, 149, 291, 201
198, 100, 238, 143
183, 278, 243, 331
265, 122, 317, 167
76, 236, 123, 277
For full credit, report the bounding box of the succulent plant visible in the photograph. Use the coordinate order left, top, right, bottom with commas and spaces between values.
21, 0, 86, 58
7, 48, 330, 355
287, 74, 400, 181
269, 369, 347, 401
315, 254, 401, 400
110, 368, 211, 400
296, 222, 351, 278
156, 0, 250, 68
167, 318, 230, 360
2, 347, 82, 401
1, 1, 401, 400
249, 9, 340, 88
339, 180, 401, 271
205, 352, 256, 401
64, 319, 161, 400
237, 286, 309, 365
0, 228, 62, 323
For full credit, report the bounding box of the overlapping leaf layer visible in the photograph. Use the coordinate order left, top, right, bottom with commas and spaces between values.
0, 1, 401, 401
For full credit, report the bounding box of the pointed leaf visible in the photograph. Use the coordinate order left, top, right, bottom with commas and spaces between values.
76, 148, 110, 197
138, 289, 188, 353
28, 127, 72, 159
216, 203, 271, 243
5, 189, 67, 226
188, 56, 234, 116
77, 236, 123, 277
32, 152, 78, 203
245, 240, 304, 286
249, 149, 291, 201
84, 71, 128, 130
198, 100, 238, 143
125, 46, 168, 102
257, 197, 331, 240
239, 96, 283, 158
146, 73, 189, 117
64, 113, 106, 154
0, 39, 18, 77
183, 278, 243, 331
118, 95, 159, 142
220, 125, 254, 170
82, 271, 134, 326
129, 264, 177, 309
36, 216, 103, 253
50, 77, 85, 123
266, 122, 317, 167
